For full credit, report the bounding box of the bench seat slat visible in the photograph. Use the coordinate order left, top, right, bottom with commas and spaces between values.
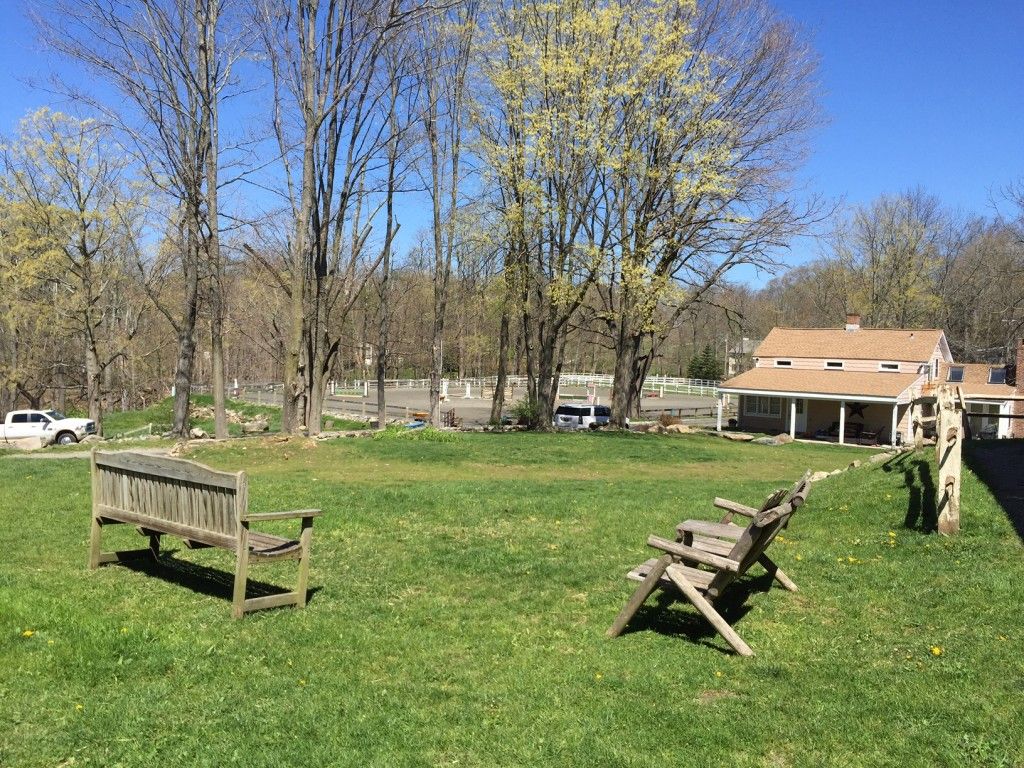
627, 557, 715, 591
99, 505, 299, 556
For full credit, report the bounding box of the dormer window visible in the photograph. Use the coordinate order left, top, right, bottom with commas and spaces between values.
947, 366, 964, 383
824, 360, 844, 370
989, 367, 1006, 385
878, 362, 900, 372
774, 359, 792, 367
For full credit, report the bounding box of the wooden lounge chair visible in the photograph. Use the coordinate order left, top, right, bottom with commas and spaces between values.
607, 473, 811, 656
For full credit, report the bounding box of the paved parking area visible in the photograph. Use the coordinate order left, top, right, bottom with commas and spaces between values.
314, 385, 718, 427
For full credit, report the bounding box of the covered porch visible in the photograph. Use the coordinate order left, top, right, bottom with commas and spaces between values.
716, 390, 909, 447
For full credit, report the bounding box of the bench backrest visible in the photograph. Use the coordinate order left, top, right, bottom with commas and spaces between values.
91, 451, 247, 539
706, 474, 812, 598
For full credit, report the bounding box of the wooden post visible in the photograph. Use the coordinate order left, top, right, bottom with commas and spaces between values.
789, 398, 797, 439
912, 401, 923, 448
936, 385, 963, 535
891, 403, 898, 447
838, 400, 846, 445
716, 396, 723, 432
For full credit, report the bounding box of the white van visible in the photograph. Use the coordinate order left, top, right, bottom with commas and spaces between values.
553, 404, 612, 430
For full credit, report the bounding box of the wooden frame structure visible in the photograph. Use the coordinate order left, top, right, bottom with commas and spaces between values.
608, 473, 811, 656
89, 450, 321, 618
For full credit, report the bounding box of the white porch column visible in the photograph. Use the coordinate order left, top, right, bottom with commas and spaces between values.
838, 400, 846, 445
716, 395, 723, 432
789, 398, 797, 439
891, 403, 899, 447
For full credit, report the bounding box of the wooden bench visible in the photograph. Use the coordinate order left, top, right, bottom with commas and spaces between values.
607, 473, 811, 656
89, 450, 321, 618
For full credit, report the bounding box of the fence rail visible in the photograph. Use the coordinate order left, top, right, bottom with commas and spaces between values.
237, 373, 720, 399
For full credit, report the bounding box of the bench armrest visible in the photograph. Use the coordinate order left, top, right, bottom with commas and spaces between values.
713, 497, 759, 518
647, 535, 740, 572
242, 509, 322, 522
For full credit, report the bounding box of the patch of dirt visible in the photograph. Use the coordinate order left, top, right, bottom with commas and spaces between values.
696, 689, 737, 705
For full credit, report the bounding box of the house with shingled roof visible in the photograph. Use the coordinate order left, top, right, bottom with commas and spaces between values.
716, 313, 1024, 444
716, 313, 952, 446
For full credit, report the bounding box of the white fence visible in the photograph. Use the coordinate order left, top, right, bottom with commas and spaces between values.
345, 373, 719, 398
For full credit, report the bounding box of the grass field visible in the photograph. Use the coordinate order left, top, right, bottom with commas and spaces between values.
1, 432, 1022, 767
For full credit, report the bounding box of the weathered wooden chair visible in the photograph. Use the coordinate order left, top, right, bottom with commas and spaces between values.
89, 450, 321, 618
607, 473, 811, 656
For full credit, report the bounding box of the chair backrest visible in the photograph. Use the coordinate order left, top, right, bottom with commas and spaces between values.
706, 472, 812, 598
91, 450, 246, 538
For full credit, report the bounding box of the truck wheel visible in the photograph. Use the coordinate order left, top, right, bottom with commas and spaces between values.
56, 432, 78, 445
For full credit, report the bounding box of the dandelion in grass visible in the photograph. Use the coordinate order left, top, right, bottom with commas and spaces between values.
930, 646, 943, 657
21, 629, 34, 638
594, 673, 603, 681
75, 704, 84, 712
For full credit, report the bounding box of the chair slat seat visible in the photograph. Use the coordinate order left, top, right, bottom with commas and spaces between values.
627, 557, 716, 591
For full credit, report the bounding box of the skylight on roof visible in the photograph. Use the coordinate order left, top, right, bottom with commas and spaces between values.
989, 367, 1006, 385
947, 366, 964, 383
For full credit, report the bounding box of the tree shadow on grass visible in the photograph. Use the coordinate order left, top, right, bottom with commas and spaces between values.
881, 452, 937, 533
615, 572, 774, 655
115, 548, 321, 607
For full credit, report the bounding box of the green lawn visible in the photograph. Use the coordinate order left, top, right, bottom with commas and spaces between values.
1, 433, 1022, 767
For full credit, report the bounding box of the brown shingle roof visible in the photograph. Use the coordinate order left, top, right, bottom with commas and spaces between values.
939, 362, 1016, 398
755, 327, 945, 362
720, 367, 921, 399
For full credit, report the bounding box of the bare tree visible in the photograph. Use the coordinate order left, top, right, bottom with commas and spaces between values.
256, 0, 432, 435
39, 0, 242, 438
417, 1, 478, 426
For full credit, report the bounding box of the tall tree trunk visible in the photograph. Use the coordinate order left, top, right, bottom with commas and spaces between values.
490, 305, 510, 424
282, 7, 318, 436
85, 339, 103, 433
171, 221, 201, 439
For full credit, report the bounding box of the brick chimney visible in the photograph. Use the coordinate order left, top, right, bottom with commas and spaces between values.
1013, 339, 1024, 438
845, 312, 861, 332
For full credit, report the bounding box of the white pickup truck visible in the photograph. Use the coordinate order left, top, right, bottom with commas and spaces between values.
0, 410, 97, 446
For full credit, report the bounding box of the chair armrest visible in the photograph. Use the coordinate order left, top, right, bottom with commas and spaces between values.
647, 535, 739, 572
241, 509, 322, 522
713, 497, 759, 518
676, 519, 745, 541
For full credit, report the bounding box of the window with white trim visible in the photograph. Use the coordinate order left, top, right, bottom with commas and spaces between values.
878, 362, 900, 372
744, 396, 782, 417
824, 360, 844, 370
774, 359, 792, 367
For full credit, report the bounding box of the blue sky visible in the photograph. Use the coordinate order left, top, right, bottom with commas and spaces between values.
1, 0, 1022, 282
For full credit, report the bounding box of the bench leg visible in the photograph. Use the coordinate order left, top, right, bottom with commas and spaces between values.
296, 517, 313, 608
232, 531, 251, 619
607, 555, 672, 638
89, 519, 157, 567
758, 554, 798, 592
666, 565, 754, 657
88, 515, 103, 569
